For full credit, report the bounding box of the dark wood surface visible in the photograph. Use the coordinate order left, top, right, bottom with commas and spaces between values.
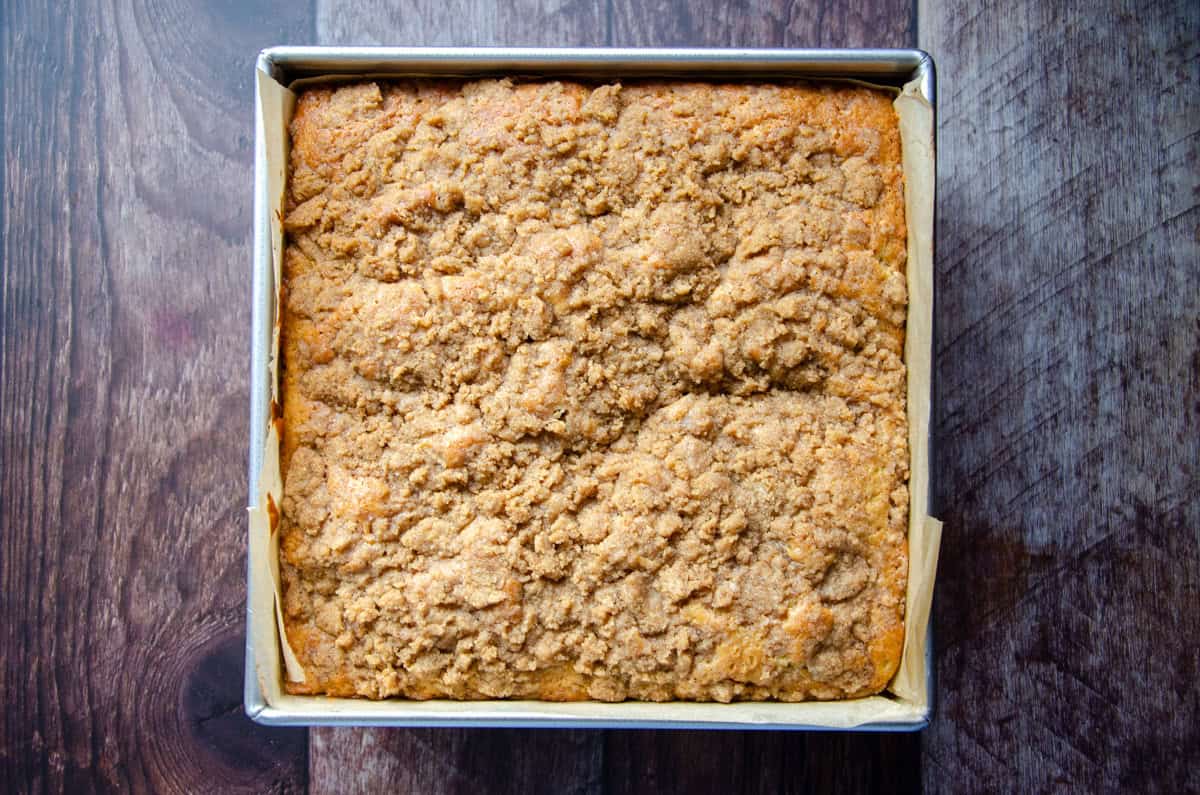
921, 0, 1199, 789
0, 0, 1194, 793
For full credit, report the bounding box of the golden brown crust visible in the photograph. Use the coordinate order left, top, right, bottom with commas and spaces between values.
279, 79, 908, 702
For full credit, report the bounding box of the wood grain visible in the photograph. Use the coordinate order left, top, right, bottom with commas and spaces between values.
611, 0, 912, 48
1, 0, 313, 791
315, 0, 609, 46
919, 0, 1200, 790
602, 730, 920, 795
311, 728, 604, 794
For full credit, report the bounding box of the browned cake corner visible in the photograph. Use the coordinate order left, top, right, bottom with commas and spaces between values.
278, 78, 908, 702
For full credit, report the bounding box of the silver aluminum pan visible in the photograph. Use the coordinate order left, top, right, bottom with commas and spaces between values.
248, 46, 936, 730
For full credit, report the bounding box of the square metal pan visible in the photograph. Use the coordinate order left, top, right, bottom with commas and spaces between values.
248, 46, 936, 731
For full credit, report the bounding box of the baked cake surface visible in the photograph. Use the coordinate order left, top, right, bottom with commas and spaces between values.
279, 79, 909, 702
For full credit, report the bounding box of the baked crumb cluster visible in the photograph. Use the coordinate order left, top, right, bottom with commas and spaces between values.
279, 78, 909, 701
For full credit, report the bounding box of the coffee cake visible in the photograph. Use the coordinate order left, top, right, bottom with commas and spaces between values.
278, 78, 908, 701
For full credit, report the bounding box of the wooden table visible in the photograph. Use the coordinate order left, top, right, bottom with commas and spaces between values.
2, 0, 1195, 791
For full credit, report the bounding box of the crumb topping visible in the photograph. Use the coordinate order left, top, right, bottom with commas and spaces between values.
280, 79, 908, 701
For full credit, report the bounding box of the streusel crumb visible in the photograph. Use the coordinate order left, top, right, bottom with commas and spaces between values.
280, 79, 908, 701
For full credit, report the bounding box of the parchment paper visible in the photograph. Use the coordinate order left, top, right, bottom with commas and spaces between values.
891, 79, 943, 705
248, 67, 941, 727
